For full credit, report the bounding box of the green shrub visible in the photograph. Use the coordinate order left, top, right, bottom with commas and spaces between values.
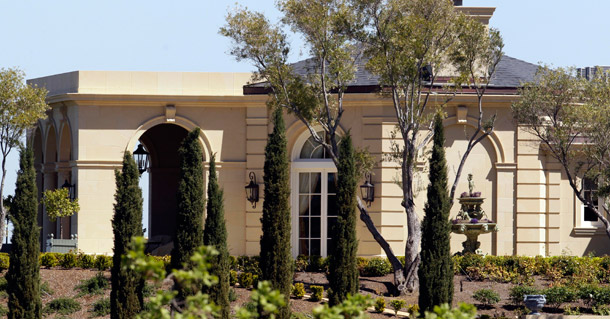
59, 251, 78, 268
143, 282, 155, 298
406, 304, 420, 317
308, 255, 326, 272
230, 270, 238, 286
41, 281, 54, 296
356, 257, 368, 274
374, 297, 386, 313
472, 288, 500, 307
423, 303, 476, 319
389, 299, 406, 316
582, 285, 610, 306
94, 255, 112, 270
238, 272, 254, 289
43, 297, 81, 315
543, 285, 577, 308
229, 288, 237, 302
90, 297, 111, 317
229, 255, 238, 270
294, 255, 309, 272
292, 283, 305, 299
0, 304, 6, 316
509, 285, 538, 306
237, 256, 261, 275
78, 253, 95, 269
363, 257, 391, 277
310, 285, 324, 302
76, 272, 109, 296
40, 253, 59, 268
593, 305, 610, 316
0, 253, 8, 271
0, 277, 6, 291
252, 274, 259, 289
563, 306, 581, 315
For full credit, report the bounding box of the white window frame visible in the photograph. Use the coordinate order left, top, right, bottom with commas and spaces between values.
580, 177, 604, 228
290, 129, 338, 257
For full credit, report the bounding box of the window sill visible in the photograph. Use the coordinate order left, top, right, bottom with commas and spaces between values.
573, 227, 606, 236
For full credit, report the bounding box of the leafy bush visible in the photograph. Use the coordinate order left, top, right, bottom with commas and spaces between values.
543, 285, 577, 308
76, 272, 109, 296
229, 255, 238, 270
0, 277, 6, 291
292, 283, 305, 299
237, 256, 260, 275
230, 270, 238, 286
423, 303, 476, 319
78, 253, 95, 269
0, 304, 6, 316
356, 257, 369, 274
94, 255, 112, 270
59, 251, 78, 268
563, 306, 581, 315
229, 288, 237, 302
238, 272, 254, 289
593, 305, 610, 316
363, 257, 391, 277
308, 255, 326, 272
509, 285, 538, 306
40, 253, 59, 268
90, 297, 110, 317
0, 253, 9, 271
311, 294, 372, 318
40, 281, 54, 296
43, 297, 81, 315
472, 288, 500, 307
389, 299, 406, 316
310, 285, 324, 302
374, 297, 386, 312
406, 304, 420, 317
252, 274, 259, 289
294, 255, 309, 272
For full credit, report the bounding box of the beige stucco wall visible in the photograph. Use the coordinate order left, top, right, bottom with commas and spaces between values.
27, 70, 610, 257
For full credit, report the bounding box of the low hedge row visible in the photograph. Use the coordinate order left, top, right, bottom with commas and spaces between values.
0, 251, 608, 283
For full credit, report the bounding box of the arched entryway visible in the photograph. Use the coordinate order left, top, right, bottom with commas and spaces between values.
137, 123, 193, 252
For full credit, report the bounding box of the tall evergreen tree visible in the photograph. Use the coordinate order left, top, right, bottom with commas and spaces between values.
418, 112, 453, 312
171, 128, 205, 271
111, 152, 144, 319
260, 107, 292, 319
327, 133, 359, 306
203, 154, 230, 319
7, 145, 41, 319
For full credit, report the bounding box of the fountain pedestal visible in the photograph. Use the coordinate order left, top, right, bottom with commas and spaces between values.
450, 195, 498, 255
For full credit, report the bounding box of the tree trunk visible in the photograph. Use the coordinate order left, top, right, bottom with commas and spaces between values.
0, 160, 7, 251
402, 147, 421, 293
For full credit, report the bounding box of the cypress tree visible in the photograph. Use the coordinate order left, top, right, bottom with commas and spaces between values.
7, 145, 41, 319
418, 112, 453, 313
203, 154, 230, 319
171, 128, 205, 271
111, 152, 144, 319
327, 133, 359, 306
260, 107, 292, 319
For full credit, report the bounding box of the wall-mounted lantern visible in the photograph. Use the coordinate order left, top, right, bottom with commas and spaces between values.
61, 179, 76, 201
133, 144, 150, 174
245, 172, 260, 208
360, 173, 375, 207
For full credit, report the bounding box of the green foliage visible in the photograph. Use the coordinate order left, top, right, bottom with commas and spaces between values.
78, 253, 95, 269
419, 112, 453, 313
229, 288, 237, 302
362, 257, 391, 277
171, 127, 205, 273
406, 304, 420, 317
0, 304, 7, 317
59, 251, 78, 268
310, 285, 324, 302
40, 281, 54, 296
41, 188, 80, 222
111, 152, 144, 319
509, 285, 538, 306
311, 294, 372, 319
0, 254, 8, 271
543, 285, 578, 308
327, 133, 359, 306
7, 145, 41, 318
563, 306, 581, 315
94, 255, 112, 270
472, 289, 500, 307
260, 107, 293, 318
40, 253, 59, 268
43, 297, 81, 315
237, 256, 261, 275
76, 272, 109, 296
203, 153, 231, 319
230, 270, 238, 286
374, 297, 386, 313
389, 299, 406, 316
292, 283, 305, 299
593, 305, 610, 316
236, 281, 287, 319
239, 272, 254, 289
90, 297, 111, 317
423, 303, 477, 319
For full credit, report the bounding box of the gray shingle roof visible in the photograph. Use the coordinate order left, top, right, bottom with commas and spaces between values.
245, 54, 538, 92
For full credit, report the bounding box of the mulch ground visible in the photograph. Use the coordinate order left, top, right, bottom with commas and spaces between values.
0, 269, 593, 318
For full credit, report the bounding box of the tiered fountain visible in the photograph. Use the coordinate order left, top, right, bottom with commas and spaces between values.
451, 174, 498, 255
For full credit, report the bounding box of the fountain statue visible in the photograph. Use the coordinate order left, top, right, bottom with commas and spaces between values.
451, 174, 498, 255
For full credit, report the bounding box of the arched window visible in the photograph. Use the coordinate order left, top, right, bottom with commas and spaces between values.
291, 130, 338, 257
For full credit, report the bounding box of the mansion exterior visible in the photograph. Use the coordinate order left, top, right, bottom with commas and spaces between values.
28, 7, 610, 257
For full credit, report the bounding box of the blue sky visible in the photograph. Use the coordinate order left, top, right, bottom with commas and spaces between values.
0, 0, 609, 199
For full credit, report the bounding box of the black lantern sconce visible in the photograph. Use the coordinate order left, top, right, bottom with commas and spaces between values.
245, 172, 260, 208
61, 179, 76, 201
133, 144, 150, 175
360, 173, 375, 207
